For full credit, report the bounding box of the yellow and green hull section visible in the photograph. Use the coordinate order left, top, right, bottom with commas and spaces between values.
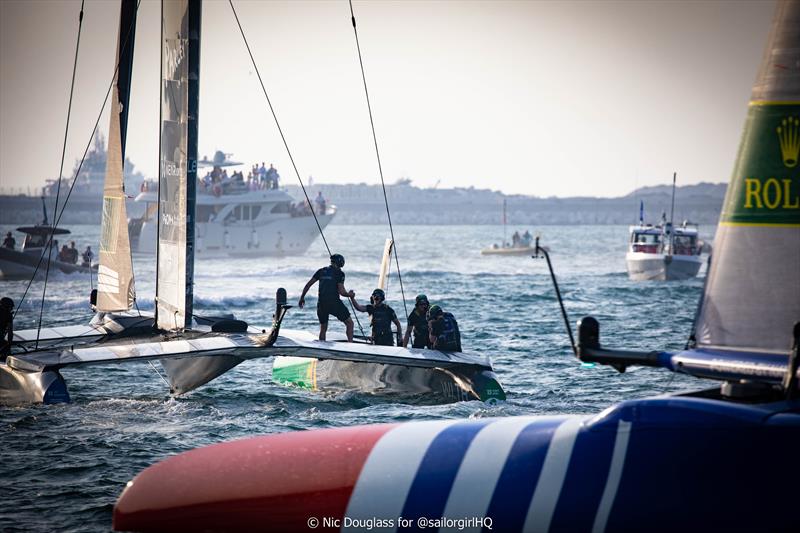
271, 356, 506, 404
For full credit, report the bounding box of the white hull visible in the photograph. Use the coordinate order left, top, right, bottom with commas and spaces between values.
626, 252, 702, 281
130, 189, 335, 258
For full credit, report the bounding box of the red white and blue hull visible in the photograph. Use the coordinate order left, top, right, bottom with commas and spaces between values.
113, 394, 799, 532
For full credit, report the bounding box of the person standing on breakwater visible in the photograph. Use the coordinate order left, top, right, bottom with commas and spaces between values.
299, 254, 355, 342
350, 288, 402, 346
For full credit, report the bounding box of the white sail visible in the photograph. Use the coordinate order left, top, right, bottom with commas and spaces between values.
155, 0, 200, 331
97, 4, 136, 313
377, 238, 393, 291
694, 0, 800, 354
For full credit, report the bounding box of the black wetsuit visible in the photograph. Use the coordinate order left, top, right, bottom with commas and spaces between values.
366, 303, 398, 346
2, 236, 15, 249
430, 312, 461, 352
0, 306, 12, 359
407, 308, 431, 349
313, 266, 350, 324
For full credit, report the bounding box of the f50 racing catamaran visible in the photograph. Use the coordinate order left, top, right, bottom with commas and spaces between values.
0, 0, 504, 406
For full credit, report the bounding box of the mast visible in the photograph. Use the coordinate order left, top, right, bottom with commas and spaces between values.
96, 0, 137, 313
502, 198, 507, 246
669, 171, 677, 228
694, 0, 800, 354
666, 171, 676, 255
155, 0, 201, 331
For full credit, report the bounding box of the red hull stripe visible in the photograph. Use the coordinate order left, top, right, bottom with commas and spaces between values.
113, 424, 396, 532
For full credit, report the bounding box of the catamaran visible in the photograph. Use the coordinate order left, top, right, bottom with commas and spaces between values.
0, 0, 504, 406
113, 1, 798, 530
626, 174, 704, 281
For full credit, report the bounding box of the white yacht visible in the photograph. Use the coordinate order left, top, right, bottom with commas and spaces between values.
129, 184, 336, 258
626, 219, 703, 281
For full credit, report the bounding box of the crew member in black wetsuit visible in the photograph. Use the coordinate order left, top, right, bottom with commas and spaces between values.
0, 297, 14, 361
350, 288, 402, 346
427, 304, 462, 352
299, 254, 355, 341
403, 294, 432, 349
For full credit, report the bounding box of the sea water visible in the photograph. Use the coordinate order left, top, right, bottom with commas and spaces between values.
0, 224, 711, 532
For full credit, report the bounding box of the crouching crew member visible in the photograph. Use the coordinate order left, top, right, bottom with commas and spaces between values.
427, 304, 462, 352
0, 297, 14, 361
403, 294, 432, 349
350, 288, 402, 346
299, 254, 355, 342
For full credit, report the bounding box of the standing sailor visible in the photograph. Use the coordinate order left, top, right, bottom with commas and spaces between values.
350, 289, 402, 346
3, 232, 15, 250
299, 254, 355, 342
427, 304, 462, 352
403, 294, 432, 349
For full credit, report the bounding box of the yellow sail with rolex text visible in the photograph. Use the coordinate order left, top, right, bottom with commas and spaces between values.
695, 0, 800, 354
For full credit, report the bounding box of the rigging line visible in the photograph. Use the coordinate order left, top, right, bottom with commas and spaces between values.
35, 0, 86, 349
14, 0, 142, 322
348, 0, 408, 318
148, 360, 171, 388
227, 0, 329, 254
227, 0, 368, 338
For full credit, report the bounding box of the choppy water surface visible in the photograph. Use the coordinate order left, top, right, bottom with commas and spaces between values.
0, 224, 713, 532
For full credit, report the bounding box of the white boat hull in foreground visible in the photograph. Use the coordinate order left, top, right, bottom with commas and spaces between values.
626, 252, 703, 281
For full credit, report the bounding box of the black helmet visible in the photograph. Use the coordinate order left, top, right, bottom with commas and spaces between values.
415, 294, 429, 306
426, 304, 443, 321
0, 297, 14, 310
371, 288, 385, 301
330, 254, 345, 268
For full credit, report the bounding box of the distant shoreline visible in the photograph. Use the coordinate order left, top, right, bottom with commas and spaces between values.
0, 181, 726, 226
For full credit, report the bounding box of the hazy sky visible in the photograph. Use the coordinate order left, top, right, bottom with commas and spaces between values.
0, 0, 775, 197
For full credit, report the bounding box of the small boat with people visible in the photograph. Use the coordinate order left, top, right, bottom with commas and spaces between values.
481, 198, 538, 255
0, 200, 96, 281
626, 175, 704, 281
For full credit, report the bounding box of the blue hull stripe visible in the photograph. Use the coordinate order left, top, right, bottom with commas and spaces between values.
441, 416, 544, 531
398, 420, 493, 531
344, 420, 457, 530
592, 420, 631, 533
523, 417, 585, 532
483, 418, 564, 532
549, 422, 617, 532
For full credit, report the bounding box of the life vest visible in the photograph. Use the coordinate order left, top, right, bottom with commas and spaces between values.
370, 305, 395, 341
434, 312, 461, 351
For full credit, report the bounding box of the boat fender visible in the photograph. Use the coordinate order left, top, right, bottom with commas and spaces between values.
89, 289, 97, 308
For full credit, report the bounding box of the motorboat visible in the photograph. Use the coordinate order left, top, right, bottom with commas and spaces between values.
626, 174, 704, 281
625, 219, 703, 281
128, 176, 336, 258
0, 204, 95, 281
